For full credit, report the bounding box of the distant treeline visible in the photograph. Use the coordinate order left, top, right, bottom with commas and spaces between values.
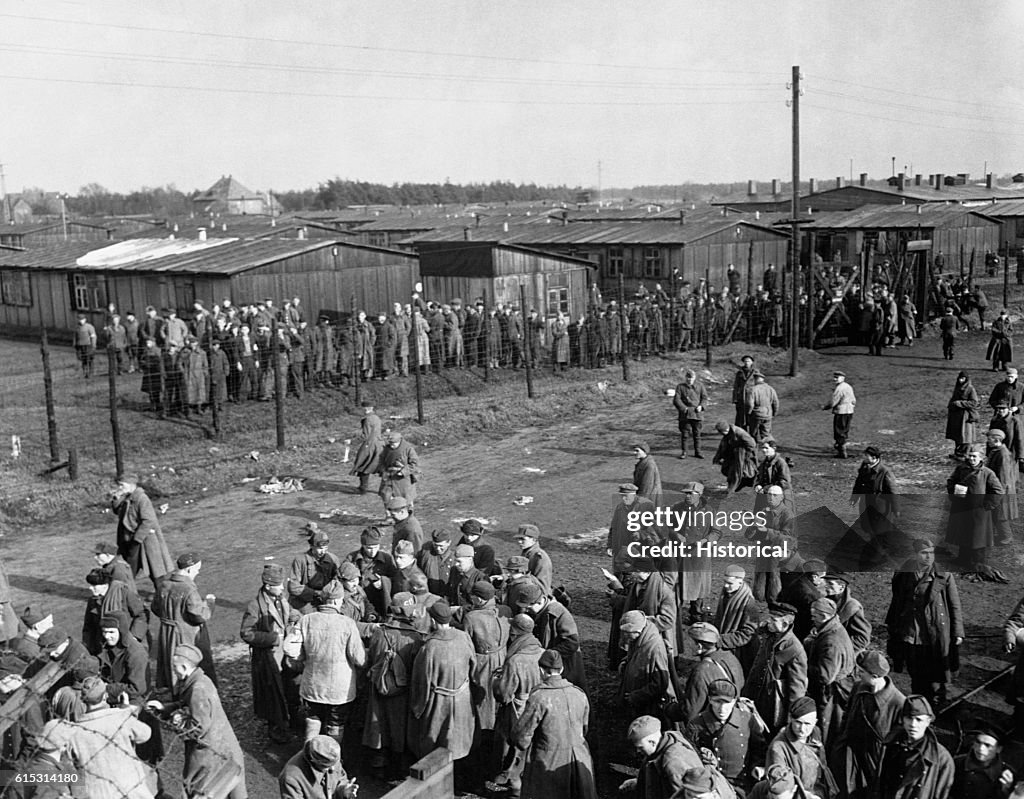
277, 179, 583, 210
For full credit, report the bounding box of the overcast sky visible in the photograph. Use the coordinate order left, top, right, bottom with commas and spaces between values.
1, 0, 1021, 195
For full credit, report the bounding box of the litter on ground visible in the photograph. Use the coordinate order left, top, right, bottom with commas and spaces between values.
318, 508, 353, 519
512, 496, 534, 506
522, 467, 547, 474
259, 477, 304, 494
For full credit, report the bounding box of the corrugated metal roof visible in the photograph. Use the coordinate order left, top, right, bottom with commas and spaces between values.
800, 204, 999, 230
0, 241, 112, 269
714, 182, 1024, 208
0, 220, 113, 235
974, 200, 1024, 217
127, 219, 303, 240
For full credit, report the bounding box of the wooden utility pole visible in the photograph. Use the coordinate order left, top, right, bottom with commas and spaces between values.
789, 65, 801, 377
40, 328, 60, 466
519, 285, 535, 399
107, 348, 124, 479
618, 274, 630, 382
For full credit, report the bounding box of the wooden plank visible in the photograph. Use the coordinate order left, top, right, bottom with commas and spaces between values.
0, 661, 65, 737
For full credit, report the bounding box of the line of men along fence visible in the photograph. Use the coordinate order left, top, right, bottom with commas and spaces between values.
63, 260, 1009, 414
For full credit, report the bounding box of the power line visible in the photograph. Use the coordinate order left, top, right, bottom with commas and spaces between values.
814, 88, 1014, 125
809, 72, 1024, 114
803, 100, 1024, 139
0, 42, 782, 93
0, 12, 789, 77
0, 72, 784, 107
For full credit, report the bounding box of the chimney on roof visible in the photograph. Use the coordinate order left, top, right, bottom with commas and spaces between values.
755, 211, 761, 220
561, 214, 567, 227
298, 227, 306, 240
222, 223, 227, 232
771, 178, 781, 195
915, 174, 922, 186
987, 173, 994, 189
679, 209, 685, 225
463, 227, 473, 241
836, 177, 843, 189
957, 172, 969, 184
808, 178, 817, 194
271, 217, 276, 227
859, 173, 868, 187
747, 180, 757, 196
935, 173, 944, 191
173, 223, 179, 232
897, 172, 906, 192
502, 221, 509, 233
197, 227, 207, 241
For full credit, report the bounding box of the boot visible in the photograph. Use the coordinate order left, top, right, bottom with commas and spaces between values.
304, 716, 321, 742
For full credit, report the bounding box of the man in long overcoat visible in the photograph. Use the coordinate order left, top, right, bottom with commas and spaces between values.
351, 403, 383, 494
804, 598, 856, 748
732, 355, 757, 430
148, 644, 247, 799
153, 552, 216, 690
744, 486, 798, 602
311, 316, 336, 386
519, 583, 586, 690
631, 442, 662, 504
985, 428, 1018, 546
410, 602, 476, 762
111, 478, 174, 596
713, 565, 761, 673
713, 422, 757, 493
492, 614, 544, 796
617, 612, 677, 719
353, 310, 376, 380
378, 431, 419, 510
239, 564, 297, 743
744, 604, 808, 734
876, 696, 954, 799
674, 368, 709, 459
851, 447, 902, 567
885, 539, 964, 705
830, 650, 906, 799
668, 482, 722, 627
463, 580, 510, 783
664, 623, 744, 727
512, 649, 598, 799
945, 445, 1004, 570
287, 527, 340, 615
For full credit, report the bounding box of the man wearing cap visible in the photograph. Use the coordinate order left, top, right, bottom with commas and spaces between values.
851, 446, 902, 566
93, 541, 137, 593
885, 540, 963, 706
464, 579, 511, 781
945, 444, 1004, 571
804, 597, 856, 747
665, 623, 744, 726
744, 485, 799, 603
713, 421, 758, 493
82, 568, 147, 655
713, 565, 761, 673
153, 553, 217, 690
747, 764, 800, 799
458, 519, 501, 576
670, 481, 722, 627
877, 695, 954, 799
279, 734, 358, 798
417, 529, 455, 597
9, 605, 53, 661
293, 580, 366, 744
502, 556, 546, 616
985, 428, 1018, 547
447, 543, 490, 613
240, 563, 300, 743
674, 368, 710, 459
97, 614, 150, 704
351, 402, 383, 494
390, 540, 424, 595
363, 592, 425, 776
831, 650, 907, 799
989, 401, 1024, 461
685, 679, 766, 791
346, 526, 396, 619
520, 585, 587, 689
610, 559, 678, 665
823, 372, 856, 459
407, 571, 442, 633
619, 714, 703, 798
410, 602, 476, 773
732, 355, 758, 432
513, 649, 598, 799
149, 644, 247, 799
68, 675, 157, 798
747, 371, 780, 443
377, 431, 420, 511
311, 315, 337, 387
822, 572, 871, 655
338, 560, 379, 637
754, 439, 794, 514
388, 497, 424, 553
73, 313, 98, 378
617, 611, 677, 719
632, 442, 663, 504
516, 524, 553, 596
290, 528, 342, 614
952, 723, 1015, 799
111, 476, 175, 596
766, 696, 837, 799
778, 559, 827, 642
744, 603, 808, 733
607, 483, 656, 577
17, 719, 77, 797
492, 614, 544, 798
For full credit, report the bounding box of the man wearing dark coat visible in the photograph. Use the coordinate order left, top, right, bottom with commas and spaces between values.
111, 477, 174, 596
153, 552, 217, 690
778, 559, 826, 643
607, 483, 656, 577
377, 431, 420, 510
744, 487, 799, 603
346, 527, 396, 619
876, 695, 954, 799
512, 649, 598, 799
851, 447, 903, 567
985, 428, 1018, 546
350, 402, 382, 494
518, 583, 586, 690
492, 614, 544, 797
885, 540, 964, 706
945, 371, 980, 460
664, 623, 745, 727
617, 612, 676, 719
82, 569, 147, 656
417, 529, 454, 597
459, 519, 501, 576
804, 597, 856, 748
515, 524, 553, 597
744, 604, 808, 733
463, 581, 510, 784
831, 650, 907, 799
713, 565, 761, 673
988, 368, 1024, 414
951, 723, 1015, 799
713, 421, 757, 493
240, 564, 297, 743
986, 310, 1013, 371
279, 735, 358, 799
685, 679, 766, 791
732, 355, 757, 431
618, 715, 704, 798
97, 614, 150, 703
767, 696, 838, 799
674, 369, 709, 459
388, 497, 424, 553
447, 544, 490, 613
990, 401, 1024, 461
613, 564, 678, 658
631, 442, 663, 504
288, 527, 341, 615
945, 445, 1004, 570
147, 644, 246, 799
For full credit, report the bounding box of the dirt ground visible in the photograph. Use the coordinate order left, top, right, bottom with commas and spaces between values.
6, 323, 1024, 797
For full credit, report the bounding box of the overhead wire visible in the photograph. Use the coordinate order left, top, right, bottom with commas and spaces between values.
802, 101, 1024, 139
808, 72, 1024, 114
